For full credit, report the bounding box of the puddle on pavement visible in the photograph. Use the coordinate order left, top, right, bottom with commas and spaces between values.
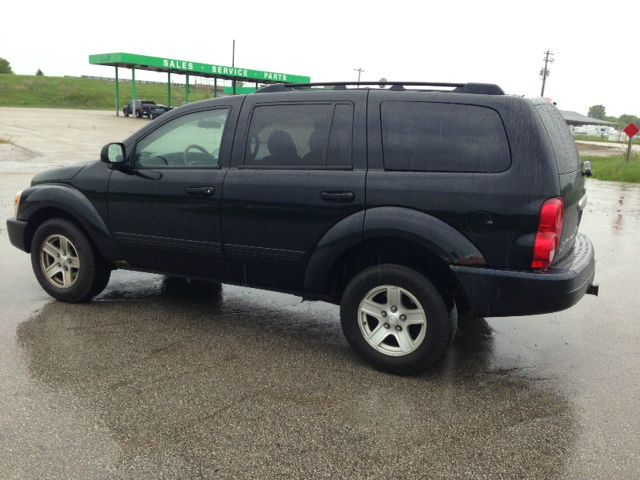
12, 273, 579, 478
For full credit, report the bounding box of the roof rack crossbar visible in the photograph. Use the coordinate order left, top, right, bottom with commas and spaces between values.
256, 82, 505, 95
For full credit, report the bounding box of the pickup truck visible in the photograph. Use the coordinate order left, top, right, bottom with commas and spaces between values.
123, 100, 156, 118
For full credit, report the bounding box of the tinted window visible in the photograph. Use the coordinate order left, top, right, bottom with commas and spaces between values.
536, 104, 580, 173
245, 103, 352, 168
381, 102, 510, 172
135, 109, 228, 168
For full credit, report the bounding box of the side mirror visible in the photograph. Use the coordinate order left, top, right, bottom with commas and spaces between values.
100, 143, 126, 165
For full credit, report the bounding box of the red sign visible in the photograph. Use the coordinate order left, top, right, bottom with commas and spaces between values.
624, 123, 639, 139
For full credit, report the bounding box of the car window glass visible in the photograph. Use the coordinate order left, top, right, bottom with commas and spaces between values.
135, 109, 229, 168
381, 101, 510, 173
245, 104, 351, 168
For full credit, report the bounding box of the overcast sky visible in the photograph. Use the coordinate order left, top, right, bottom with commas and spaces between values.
2, 0, 638, 117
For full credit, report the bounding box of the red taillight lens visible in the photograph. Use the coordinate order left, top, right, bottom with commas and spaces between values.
532, 198, 564, 270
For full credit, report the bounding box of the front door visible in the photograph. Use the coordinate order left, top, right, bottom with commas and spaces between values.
108, 105, 235, 279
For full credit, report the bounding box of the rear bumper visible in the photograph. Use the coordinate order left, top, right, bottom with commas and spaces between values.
6, 218, 28, 252
452, 233, 596, 317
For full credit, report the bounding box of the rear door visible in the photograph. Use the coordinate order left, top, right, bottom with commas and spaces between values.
536, 103, 586, 261
222, 91, 367, 292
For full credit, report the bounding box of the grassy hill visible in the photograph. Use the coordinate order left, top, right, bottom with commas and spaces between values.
0, 74, 219, 110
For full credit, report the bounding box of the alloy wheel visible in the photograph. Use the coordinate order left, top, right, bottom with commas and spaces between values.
358, 285, 427, 357
39, 234, 81, 288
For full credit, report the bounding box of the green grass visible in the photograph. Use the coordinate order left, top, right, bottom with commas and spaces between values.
0, 74, 219, 110
581, 155, 640, 183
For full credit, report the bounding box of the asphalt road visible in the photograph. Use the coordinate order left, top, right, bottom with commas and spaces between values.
1, 108, 639, 479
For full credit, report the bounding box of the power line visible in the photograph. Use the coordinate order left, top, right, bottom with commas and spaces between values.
540, 49, 555, 97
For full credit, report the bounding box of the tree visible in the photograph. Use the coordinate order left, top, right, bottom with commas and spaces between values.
614, 115, 639, 133
588, 104, 606, 120
36, 69, 44, 76
619, 114, 640, 127
0, 57, 13, 74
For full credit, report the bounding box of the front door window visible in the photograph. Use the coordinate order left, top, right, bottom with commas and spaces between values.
135, 109, 229, 169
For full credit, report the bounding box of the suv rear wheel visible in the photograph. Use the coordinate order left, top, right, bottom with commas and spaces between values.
31, 218, 111, 303
340, 264, 452, 375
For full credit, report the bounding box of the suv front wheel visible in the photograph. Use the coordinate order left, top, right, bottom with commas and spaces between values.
340, 264, 453, 375
30, 218, 111, 303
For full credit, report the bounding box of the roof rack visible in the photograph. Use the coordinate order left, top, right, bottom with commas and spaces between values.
255, 81, 505, 95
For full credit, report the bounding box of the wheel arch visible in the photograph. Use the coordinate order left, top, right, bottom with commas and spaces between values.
330, 237, 471, 312
19, 185, 119, 260
304, 207, 485, 311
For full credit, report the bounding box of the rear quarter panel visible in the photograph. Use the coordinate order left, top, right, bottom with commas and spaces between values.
366, 91, 559, 269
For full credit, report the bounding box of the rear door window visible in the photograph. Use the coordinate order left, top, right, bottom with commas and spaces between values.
244, 103, 353, 168
381, 101, 510, 173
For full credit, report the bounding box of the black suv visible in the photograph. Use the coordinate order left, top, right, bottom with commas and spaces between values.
7, 82, 598, 374
149, 105, 173, 119
123, 100, 156, 118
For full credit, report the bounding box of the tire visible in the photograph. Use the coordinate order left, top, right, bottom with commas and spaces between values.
30, 218, 111, 303
340, 264, 453, 375
124, 111, 129, 117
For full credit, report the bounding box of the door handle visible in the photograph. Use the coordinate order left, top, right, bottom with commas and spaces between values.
185, 185, 215, 196
320, 191, 355, 202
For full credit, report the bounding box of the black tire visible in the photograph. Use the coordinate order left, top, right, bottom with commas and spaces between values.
340, 264, 453, 375
124, 111, 129, 117
30, 218, 111, 303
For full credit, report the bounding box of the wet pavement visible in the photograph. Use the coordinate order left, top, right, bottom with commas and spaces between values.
1, 108, 639, 478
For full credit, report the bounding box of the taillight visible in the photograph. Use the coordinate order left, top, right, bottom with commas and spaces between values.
532, 198, 564, 270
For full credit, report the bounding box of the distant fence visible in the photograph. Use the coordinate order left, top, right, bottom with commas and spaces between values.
75, 75, 222, 88
573, 132, 640, 144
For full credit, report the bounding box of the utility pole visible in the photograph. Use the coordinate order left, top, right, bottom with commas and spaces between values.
354, 67, 365, 83
540, 49, 554, 97
232, 39, 236, 95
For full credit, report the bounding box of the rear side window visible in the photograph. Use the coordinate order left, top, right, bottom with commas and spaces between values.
381, 101, 510, 172
245, 103, 353, 168
536, 104, 581, 173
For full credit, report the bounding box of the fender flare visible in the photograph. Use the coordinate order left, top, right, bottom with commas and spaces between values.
19, 184, 120, 260
304, 207, 485, 293
304, 210, 365, 293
